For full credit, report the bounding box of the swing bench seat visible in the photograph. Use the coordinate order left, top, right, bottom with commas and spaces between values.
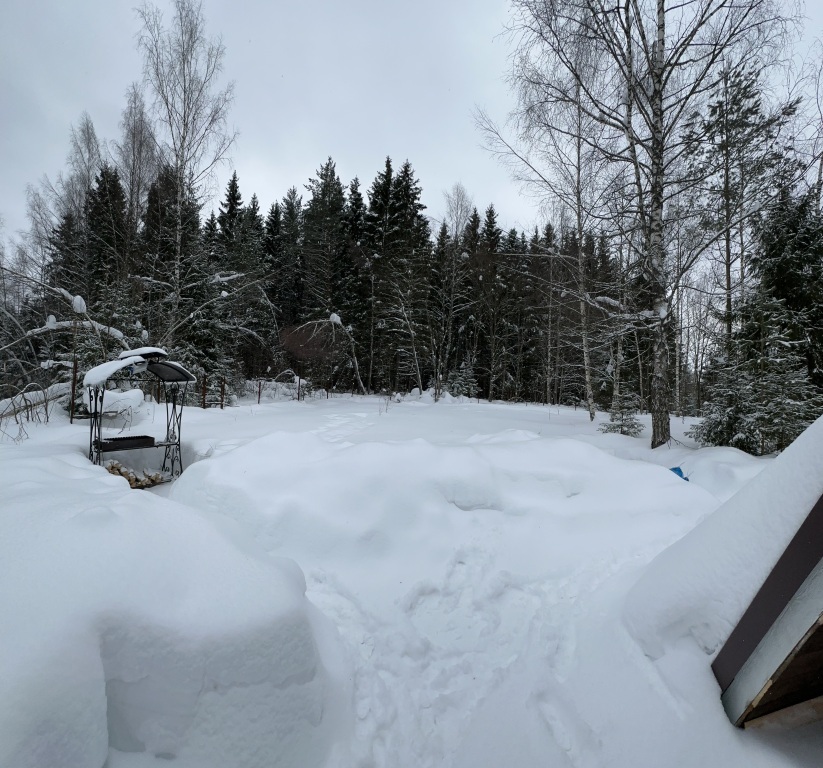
95, 434, 156, 452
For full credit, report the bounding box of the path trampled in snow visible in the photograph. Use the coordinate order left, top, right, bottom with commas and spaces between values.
166, 397, 781, 767
4, 395, 823, 767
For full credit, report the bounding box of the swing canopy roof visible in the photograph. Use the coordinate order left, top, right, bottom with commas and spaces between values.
83, 349, 195, 388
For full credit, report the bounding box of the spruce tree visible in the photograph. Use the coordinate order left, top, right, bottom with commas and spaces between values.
750, 188, 823, 386
47, 212, 86, 302
186, 209, 234, 390
229, 192, 273, 376
217, 171, 243, 254
600, 388, 643, 437
263, 201, 283, 309
275, 187, 304, 328
364, 157, 394, 257
474, 204, 511, 400
461, 208, 481, 256
693, 290, 823, 454
201, 211, 220, 275
264, 202, 282, 264
383, 160, 430, 391
534, 223, 561, 404
331, 177, 370, 391
303, 158, 346, 318
84, 163, 129, 310
456, 207, 483, 390
362, 158, 395, 391
693, 183, 823, 454
80, 164, 144, 367
427, 221, 471, 399
139, 165, 204, 363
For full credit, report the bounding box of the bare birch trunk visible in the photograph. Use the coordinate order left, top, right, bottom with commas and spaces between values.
649, 0, 671, 449
675, 289, 682, 418
574, 91, 596, 421
635, 328, 644, 412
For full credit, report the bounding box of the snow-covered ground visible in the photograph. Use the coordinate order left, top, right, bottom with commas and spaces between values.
2, 393, 823, 767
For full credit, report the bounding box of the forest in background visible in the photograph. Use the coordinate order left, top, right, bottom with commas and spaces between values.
2, 0, 823, 454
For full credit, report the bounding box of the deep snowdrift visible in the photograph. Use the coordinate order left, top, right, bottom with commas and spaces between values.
0, 447, 347, 768
626, 413, 823, 658
3, 395, 823, 767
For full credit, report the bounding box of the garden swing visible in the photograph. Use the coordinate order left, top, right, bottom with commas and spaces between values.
84, 347, 196, 479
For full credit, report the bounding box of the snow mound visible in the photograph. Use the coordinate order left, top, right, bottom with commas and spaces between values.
169, 429, 711, 611
81, 387, 144, 414
7, 399, 819, 768
624, 414, 823, 659
0, 450, 346, 768
167, 414, 731, 766
674, 446, 769, 502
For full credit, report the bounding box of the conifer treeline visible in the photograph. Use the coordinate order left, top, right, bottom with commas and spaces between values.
6, 151, 630, 409
4, 128, 823, 457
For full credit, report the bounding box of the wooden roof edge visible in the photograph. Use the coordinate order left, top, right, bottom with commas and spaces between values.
712, 490, 823, 692
743, 694, 823, 730
720, 555, 823, 726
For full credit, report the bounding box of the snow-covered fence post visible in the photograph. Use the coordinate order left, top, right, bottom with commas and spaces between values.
69, 357, 78, 424
68, 295, 85, 423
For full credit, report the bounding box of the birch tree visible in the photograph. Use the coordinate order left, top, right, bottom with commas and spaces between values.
807, 42, 823, 212
137, 0, 235, 346
500, 0, 792, 446
479, 47, 615, 419
113, 84, 158, 253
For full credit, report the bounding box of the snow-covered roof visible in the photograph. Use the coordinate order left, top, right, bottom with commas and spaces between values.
118, 347, 168, 361
83, 357, 147, 388
626, 413, 823, 727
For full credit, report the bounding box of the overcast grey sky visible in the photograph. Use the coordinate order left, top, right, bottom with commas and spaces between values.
0, 0, 536, 241
1, 1, 821, 243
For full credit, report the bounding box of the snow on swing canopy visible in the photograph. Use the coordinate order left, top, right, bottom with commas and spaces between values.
84, 351, 196, 388
117, 346, 169, 360
83, 356, 148, 388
